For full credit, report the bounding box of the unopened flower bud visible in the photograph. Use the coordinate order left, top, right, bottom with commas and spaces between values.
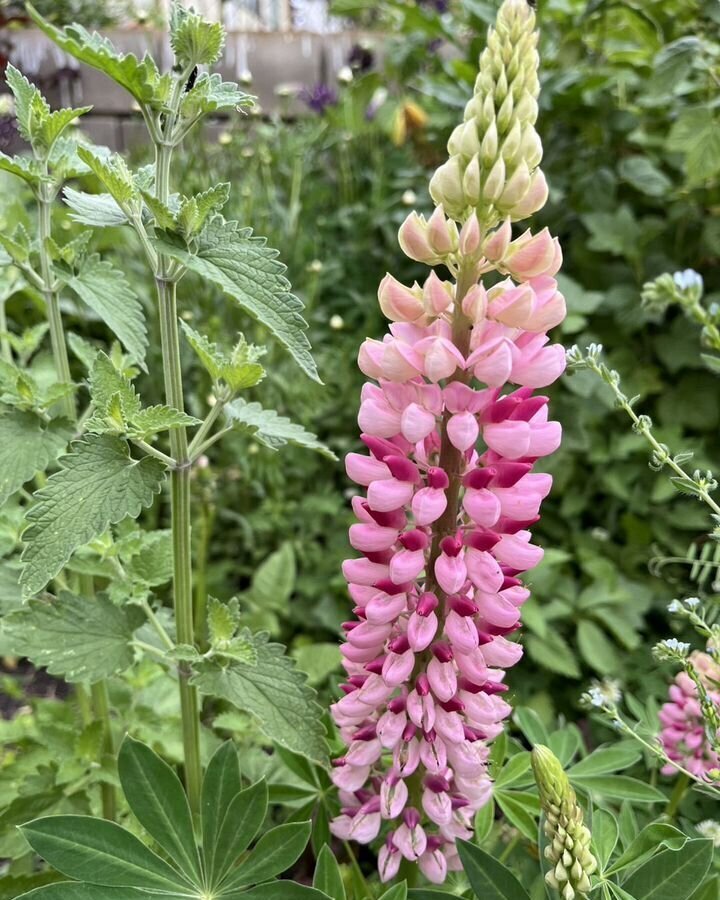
398, 212, 442, 265
459, 212, 481, 255
463, 155, 482, 205
378, 274, 426, 323
483, 217, 512, 260
423, 271, 453, 316
499, 160, 531, 209
429, 157, 466, 216
532, 746, 597, 899
510, 168, 548, 219
427, 206, 459, 255
482, 157, 506, 203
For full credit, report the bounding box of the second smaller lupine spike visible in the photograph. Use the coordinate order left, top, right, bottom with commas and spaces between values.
532, 745, 598, 900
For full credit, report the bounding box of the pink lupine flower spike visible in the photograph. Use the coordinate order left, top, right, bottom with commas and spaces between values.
331, 0, 566, 883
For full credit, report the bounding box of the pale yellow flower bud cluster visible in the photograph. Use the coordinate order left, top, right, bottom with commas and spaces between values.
430, 0, 547, 227
531, 746, 598, 900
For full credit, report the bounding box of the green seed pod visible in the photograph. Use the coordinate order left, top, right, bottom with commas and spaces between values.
428, 0, 547, 227
532, 745, 598, 900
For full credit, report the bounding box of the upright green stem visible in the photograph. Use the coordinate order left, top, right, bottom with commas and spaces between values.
665, 771, 690, 821
91, 680, 117, 821
0, 299, 11, 362
37, 188, 74, 422
154, 135, 202, 816
38, 185, 116, 820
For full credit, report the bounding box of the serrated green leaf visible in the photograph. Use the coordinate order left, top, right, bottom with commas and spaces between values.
177, 183, 230, 237
76, 148, 137, 207
27, 7, 166, 107
170, 5, 225, 67
89, 352, 141, 422
179, 321, 264, 391
140, 191, 177, 231
5, 64, 44, 143
20, 434, 166, 595
191, 630, 327, 763
20, 816, 193, 892
218, 821, 312, 891
180, 72, 254, 120
128, 405, 200, 439
180, 320, 226, 381
623, 840, 713, 900
226, 399, 334, 459
63, 188, 128, 227
65, 255, 147, 366
155, 217, 319, 382
118, 737, 201, 885
0, 409, 71, 503
36, 106, 92, 156
0, 150, 42, 185
1, 591, 142, 683
120, 530, 173, 586
208, 596, 241, 645
456, 840, 531, 900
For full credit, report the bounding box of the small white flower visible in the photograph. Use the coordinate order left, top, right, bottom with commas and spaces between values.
673, 269, 703, 293
667, 600, 684, 614
654, 638, 691, 660
696, 820, 720, 847
401, 189, 417, 206
218, 131, 232, 146
329, 314, 344, 330
337, 66, 354, 84
683, 596, 701, 609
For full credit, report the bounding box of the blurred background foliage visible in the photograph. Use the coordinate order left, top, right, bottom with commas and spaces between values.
2, 0, 720, 757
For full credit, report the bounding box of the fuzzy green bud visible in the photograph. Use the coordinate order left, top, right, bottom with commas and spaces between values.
532, 746, 598, 900
429, 0, 546, 227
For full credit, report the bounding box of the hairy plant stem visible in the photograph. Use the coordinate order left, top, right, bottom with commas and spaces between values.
78, 574, 117, 822
37, 188, 74, 423
154, 131, 202, 816
425, 260, 478, 590
37, 183, 116, 820
0, 298, 11, 362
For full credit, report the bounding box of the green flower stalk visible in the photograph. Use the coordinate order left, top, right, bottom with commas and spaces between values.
430, 0, 546, 226
532, 745, 598, 899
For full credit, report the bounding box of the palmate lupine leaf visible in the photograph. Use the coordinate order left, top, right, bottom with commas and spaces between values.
226, 399, 334, 459
64, 255, 148, 367
155, 217, 320, 382
1, 591, 143, 683
20, 434, 166, 595
190, 630, 328, 764
0, 408, 72, 503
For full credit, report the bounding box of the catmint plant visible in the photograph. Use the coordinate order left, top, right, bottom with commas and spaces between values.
0, 3, 335, 895
331, 0, 566, 883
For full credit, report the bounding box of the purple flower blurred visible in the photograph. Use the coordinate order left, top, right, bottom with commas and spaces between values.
418, 0, 449, 11
300, 83, 338, 115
